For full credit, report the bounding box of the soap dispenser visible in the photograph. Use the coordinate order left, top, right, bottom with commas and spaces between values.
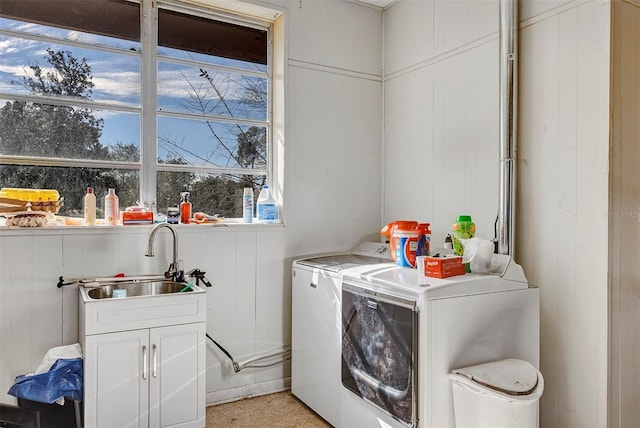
180, 192, 191, 224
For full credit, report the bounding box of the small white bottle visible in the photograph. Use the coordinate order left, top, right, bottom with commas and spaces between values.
243, 187, 254, 223
84, 187, 96, 226
257, 185, 278, 223
104, 188, 119, 225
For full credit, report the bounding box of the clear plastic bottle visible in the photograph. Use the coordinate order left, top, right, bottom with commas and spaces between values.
180, 192, 191, 224
243, 187, 254, 223
83, 187, 96, 226
104, 188, 119, 225
257, 185, 278, 223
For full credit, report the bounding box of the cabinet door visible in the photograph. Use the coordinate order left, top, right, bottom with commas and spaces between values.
148, 323, 206, 428
291, 268, 341, 427
84, 329, 149, 428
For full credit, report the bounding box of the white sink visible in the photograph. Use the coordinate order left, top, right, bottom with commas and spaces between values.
79, 279, 206, 336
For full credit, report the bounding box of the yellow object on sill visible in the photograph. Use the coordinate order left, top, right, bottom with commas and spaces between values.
0, 188, 63, 214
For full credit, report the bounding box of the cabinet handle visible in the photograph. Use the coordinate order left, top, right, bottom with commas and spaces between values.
142, 345, 148, 380
152, 344, 157, 378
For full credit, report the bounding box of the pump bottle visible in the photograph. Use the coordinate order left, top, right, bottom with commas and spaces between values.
180, 192, 192, 224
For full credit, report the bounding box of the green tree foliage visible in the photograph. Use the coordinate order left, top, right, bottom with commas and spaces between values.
1, 49, 105, 159
157, 156, 196, 212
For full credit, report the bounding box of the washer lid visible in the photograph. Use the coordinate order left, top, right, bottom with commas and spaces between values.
451, 359, 539, 396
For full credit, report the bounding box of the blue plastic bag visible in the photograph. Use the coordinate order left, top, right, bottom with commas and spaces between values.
8, 358, 82, 404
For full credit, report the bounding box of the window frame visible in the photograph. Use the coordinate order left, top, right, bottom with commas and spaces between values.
0, 0, 278, 220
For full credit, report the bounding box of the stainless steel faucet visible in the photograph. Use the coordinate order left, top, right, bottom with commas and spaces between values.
145, 223, 179, 279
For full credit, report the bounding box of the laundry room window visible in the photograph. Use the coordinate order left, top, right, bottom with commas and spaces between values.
0, 0, 280, 220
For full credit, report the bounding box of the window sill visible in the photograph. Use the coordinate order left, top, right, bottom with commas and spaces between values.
0, 220, 285, 235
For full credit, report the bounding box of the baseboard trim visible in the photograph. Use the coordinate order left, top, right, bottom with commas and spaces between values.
206, 377, 292, 406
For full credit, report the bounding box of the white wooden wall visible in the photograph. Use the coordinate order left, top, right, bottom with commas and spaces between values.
519, 1, 610, 426
383, 0, 610, 427
0, 0, 385, 407
383, 0, 500, 245
0, 227, 289, 405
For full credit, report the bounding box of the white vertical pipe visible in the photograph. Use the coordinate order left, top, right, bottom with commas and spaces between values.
498, 0, 518, 256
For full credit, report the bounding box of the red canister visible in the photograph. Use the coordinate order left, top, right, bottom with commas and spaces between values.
380, 221, 418, 262
393, 222, 433, 268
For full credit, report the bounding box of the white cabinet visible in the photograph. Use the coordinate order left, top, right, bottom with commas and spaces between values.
83, 323, 205, 428
291, 267, 342, 427
80, 287, 207, 428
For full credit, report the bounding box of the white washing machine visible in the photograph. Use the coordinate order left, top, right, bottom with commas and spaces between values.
339, 254, 539, 428
291, 242, 393, 427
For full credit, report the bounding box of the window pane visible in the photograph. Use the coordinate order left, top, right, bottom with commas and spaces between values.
158, 8, 267, 67
0, 36, 141, 107
0, 165, 139, 216
0, 99, 140, 161
157, 171, 265, 218
97, 111, 141, 159
158, 49, 267, 74
0, 0, 140, 46
158, 117, 266, 169
158, 62, 267, 120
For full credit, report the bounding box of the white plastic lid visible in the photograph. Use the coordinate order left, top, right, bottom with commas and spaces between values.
451, 359, 539, 396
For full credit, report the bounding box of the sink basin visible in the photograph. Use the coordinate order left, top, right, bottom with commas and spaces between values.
79, 276, 206, 335
86, 280, 194, 300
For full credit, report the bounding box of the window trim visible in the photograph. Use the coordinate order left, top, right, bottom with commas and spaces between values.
0, 0, 284, 221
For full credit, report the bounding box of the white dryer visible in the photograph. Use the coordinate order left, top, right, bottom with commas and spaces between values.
291, 242, 393, 427
339, 255, 539, 428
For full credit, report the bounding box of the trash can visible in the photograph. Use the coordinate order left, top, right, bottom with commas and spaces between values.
0, 403, 39, 428
16, 398, 79, 428
7, 344, 83, 428
449, 358, 544, 428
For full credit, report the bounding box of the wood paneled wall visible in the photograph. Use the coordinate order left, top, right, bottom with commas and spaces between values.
610, 1, 640, 426
382, 0, 500, 244
0, 227, 290, 405
383, 0, 611, 427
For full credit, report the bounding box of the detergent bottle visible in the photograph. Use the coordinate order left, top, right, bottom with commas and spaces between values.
452, 215, 475, 256
391, 221, 429, 268
257, 185, 278, 223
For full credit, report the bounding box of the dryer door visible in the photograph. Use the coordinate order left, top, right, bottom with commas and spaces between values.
341, 281, 418, 427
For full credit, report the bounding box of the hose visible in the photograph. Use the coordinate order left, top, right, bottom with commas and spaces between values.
206, 333, 291, 373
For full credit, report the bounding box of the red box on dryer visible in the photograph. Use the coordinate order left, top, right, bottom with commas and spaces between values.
424, 256, 466, 278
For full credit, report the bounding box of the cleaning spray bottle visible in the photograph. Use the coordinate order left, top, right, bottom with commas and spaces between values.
180, 192, 191, 224
243, 187, 254, 223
